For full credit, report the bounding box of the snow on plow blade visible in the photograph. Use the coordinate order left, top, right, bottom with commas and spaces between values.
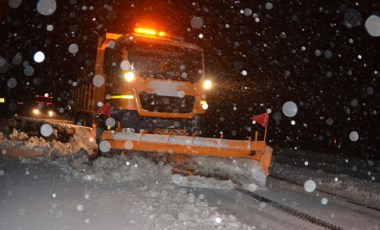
8, 116, 97, 155
100, 130, 273, 186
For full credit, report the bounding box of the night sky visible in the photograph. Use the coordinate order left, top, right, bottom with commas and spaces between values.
0, 0, 379, 159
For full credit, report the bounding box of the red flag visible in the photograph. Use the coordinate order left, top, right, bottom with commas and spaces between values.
250, 113, 269, 127
98, 102, 110, 117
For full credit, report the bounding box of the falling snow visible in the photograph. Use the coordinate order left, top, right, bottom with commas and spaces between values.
76, 204, 84, 212
191, 16, 204, 29
321, 198, 328, 205
7, 78, 17, 89
120, 60, 131, 70
23, 65, 34, 76
304, 179, 317, 192
1, 0, 380, 228
282, 101, 298, 117
365, 15, 380, 37
40, 124, 53, 137
105, 117, 115, 128
349, 131, 359, 142
92, 74, 105, 87
36, 0, 57, 16
46, 24, 54, 31
8, 0, 22, 9
265, 2, 273, 10
33, 51, 45, 63
68, 43, 79, 54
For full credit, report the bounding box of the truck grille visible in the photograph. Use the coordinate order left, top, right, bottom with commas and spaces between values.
139, 92, 195, 113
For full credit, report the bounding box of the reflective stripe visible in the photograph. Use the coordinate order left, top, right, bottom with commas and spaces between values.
108, 95, 134, 100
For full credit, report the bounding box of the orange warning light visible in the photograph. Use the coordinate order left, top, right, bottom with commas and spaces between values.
157, 31, 166, 37
134, 27, 166, 37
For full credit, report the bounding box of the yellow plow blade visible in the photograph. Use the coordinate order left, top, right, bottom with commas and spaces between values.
100, 130, 273, 185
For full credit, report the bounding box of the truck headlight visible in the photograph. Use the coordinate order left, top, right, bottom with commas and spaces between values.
124, 71, 135, 82
200, 100, 208, 110
32, 109, 40, 115
202, 80, 212, 90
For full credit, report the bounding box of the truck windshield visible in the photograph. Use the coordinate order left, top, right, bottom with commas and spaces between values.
126, 41, 203, 82
126, 42, 202, 82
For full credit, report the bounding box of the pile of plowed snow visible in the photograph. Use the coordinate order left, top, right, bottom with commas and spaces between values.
189, 156, 267, 187
58, 151, 236, 190
1, 130, 258, 229
1, 129, 95, 156
59, 153, 250, 229
1, 130, 237, 189
8, 129, 96, 155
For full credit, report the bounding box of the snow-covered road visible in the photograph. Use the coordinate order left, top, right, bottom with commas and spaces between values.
1, 153, 379, 230
193, 176, 380, 229
1, 160, 149, 230
1, 131, 380, 229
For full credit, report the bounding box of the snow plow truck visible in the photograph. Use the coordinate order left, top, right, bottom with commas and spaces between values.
10, 28, 273, 186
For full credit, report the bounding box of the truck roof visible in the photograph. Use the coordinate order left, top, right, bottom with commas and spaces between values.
100, 32, 203, 52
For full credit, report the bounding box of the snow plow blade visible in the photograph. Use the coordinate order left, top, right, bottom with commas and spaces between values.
100, 130, 273, 186
8, 116, 97, 155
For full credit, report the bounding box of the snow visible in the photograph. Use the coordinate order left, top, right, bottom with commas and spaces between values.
23, 65, 34, 76
190, 17, 203, 29
1, 130, 379, 229
68, 43, 79, 54
33, 51, 45, 63
8, 0, 22, 9
105, 117, 116, 128
189, 156, 267, 187
40, 123, 53, 137
92, 74, 105, 87
172, 174, 234, 189
7, 127, 96, 156
271, 161, 380, 209
265, 2, 273, 10
46, 24, 54, 31
349, 130, 359, 142
303, 179, 317, 192
282, 101, 298, 117
0, 131, 255, 229
7, 78, 17, 88
365, 15, 380, 37
120, 60, 131, 70
36, 0, 57, 16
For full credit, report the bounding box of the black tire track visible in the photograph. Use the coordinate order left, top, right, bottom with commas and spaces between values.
237, 188, 345, 230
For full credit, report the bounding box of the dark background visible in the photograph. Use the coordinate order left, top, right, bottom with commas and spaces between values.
0, 0, 379, 159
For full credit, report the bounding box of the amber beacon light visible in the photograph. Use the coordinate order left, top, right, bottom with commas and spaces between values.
134, 27, 166, 37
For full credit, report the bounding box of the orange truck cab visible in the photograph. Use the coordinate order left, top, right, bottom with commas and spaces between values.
72, 28, 212, 135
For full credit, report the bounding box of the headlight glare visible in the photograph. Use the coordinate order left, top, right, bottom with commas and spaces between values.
124, 71, 135, 82
32, 109, 40, 115
200, 101, 208, 110
202, 80, 212, 90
